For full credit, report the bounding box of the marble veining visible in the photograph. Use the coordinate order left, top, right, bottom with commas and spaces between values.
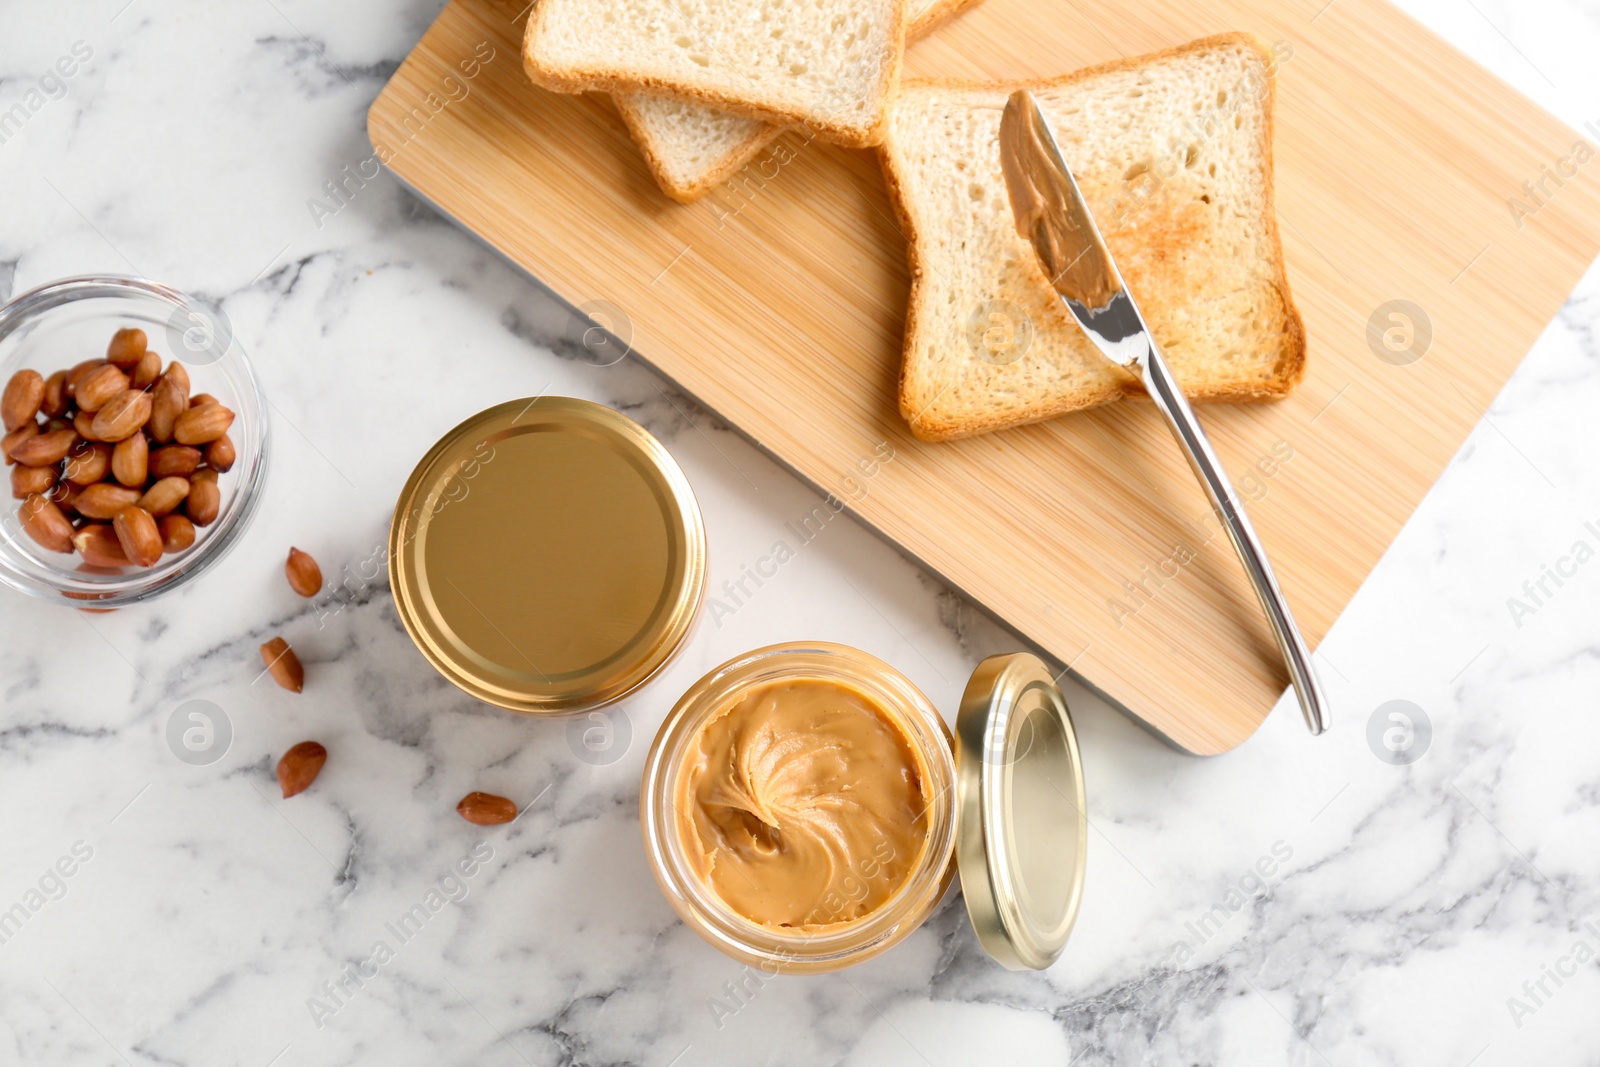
1, 0, 1599, 1064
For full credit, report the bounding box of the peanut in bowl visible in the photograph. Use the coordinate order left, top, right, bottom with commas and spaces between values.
0, 276, 268, 608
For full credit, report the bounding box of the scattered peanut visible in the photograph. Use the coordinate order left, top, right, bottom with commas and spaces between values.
276, 740, 326, 797
285, 547, 322, 597
456, 792, 518, 826
260, 636, 305, 693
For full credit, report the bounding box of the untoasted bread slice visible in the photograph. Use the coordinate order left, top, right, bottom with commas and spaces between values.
881, 34, 1306, 441
524, 0, 908, 149
614, 99, 782, 205
615, 0, 986, 202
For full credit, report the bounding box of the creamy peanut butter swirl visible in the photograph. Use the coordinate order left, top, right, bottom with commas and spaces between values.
676, 678, 930, 929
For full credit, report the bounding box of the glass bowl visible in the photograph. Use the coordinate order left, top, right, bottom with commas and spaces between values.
0, 275, 268, 607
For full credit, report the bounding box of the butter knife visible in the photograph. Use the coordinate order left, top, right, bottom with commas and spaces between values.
998, 89, 1329, 736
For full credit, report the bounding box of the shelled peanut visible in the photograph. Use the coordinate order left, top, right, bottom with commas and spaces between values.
5, 327, 236, 569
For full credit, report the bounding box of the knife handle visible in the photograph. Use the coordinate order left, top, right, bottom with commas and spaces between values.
1138, 349, 1331, 736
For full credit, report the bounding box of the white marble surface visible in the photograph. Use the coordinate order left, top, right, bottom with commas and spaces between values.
2, 0, 1600, 1064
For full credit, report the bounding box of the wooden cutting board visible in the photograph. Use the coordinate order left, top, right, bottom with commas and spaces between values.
369, 0, 1600, 754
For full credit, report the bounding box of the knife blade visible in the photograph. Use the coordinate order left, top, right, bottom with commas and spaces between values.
998, 88, 1330, 737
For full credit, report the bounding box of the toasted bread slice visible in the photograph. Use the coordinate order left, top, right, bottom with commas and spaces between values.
524, 0, 908, 148
615, 0, 986, 202
880, 34, 1306, 441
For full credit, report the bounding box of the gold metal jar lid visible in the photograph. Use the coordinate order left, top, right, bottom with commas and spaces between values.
389, 396, 705, 714
955, 653, 1087, 970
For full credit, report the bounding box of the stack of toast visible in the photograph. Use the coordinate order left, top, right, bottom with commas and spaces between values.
521, 5, 1304, 439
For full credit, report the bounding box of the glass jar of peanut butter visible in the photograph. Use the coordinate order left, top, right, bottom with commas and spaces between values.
641, 642, 1086, 974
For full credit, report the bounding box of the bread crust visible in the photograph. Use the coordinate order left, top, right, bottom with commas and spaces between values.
612, 95, 787, 203
879, 33, 1307, 442
523, 0, 910, 149
906, 0, 988, 35
614, 0, 988, 202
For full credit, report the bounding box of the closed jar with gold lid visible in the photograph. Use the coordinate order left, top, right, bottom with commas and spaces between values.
389, 396, 705, 714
